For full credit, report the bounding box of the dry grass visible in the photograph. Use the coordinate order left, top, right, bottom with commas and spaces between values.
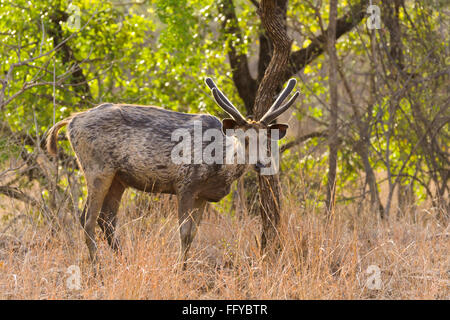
0, 186, 448, 300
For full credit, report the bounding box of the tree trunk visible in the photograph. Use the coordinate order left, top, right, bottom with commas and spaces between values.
381, 0, 404, 72
48, 9, 92, 103
367, 22, 385, 218
326, 0, 339, 213
253, 0, 291, 252
357, 138, 385, 215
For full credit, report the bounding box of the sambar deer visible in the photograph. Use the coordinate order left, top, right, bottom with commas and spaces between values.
46, 78, 299, 268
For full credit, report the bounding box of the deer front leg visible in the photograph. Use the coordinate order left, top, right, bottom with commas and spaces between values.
177, 194, 206, 269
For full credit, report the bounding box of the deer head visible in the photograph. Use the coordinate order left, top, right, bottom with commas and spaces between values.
205, 77, 299, 173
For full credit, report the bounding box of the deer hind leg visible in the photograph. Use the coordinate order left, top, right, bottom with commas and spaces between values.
177, 195, 207, 269
98, 175, 125, 252
80, 171, 115, 263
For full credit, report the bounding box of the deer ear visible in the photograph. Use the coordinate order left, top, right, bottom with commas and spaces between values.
268, 123, 289, 140
222, 118, 238, 135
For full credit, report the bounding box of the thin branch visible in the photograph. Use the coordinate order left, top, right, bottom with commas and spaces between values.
0, 186, 40, 207
280, 130, 327, 153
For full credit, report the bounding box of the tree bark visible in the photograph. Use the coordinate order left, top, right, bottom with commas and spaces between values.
49, 9, 92, 102
253, 0, 291, 251
381, 0, 404, 71
325, 0, 339, 213
367, 25, 386, 218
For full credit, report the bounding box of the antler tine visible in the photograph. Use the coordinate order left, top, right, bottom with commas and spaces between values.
205, 78, 247, 124
211, 88, 247, 124
205, 77, 216, 91
205, 78, 237, 111
205, 77, 217, 90
261, 91, 300, 125
260, 78, 297, 124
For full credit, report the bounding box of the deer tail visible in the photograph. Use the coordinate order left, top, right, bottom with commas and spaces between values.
46, 117, 72, 157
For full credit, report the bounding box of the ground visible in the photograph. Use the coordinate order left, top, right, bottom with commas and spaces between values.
0, 187, 448, 299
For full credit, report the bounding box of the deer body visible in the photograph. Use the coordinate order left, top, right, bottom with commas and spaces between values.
63, 103, 245, 200
46, 78, 299, 268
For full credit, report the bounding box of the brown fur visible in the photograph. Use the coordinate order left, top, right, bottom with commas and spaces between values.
45, 86, 294, 269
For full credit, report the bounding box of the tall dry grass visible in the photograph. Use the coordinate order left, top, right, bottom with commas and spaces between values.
0, 184, 448, 299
